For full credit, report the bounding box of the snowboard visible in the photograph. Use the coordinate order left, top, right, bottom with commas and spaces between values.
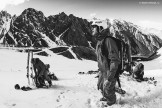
27, 50, 34, 86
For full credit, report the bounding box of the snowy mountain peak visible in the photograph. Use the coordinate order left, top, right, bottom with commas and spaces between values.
0, 11, 12, 44
90, 17, 162, 58
0, 9, 162, 61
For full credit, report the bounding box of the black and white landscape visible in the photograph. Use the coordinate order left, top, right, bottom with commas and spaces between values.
0, 9, 162, 61
0, 0, 162, 108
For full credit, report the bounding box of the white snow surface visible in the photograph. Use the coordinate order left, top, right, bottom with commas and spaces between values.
0, 48, 162, 108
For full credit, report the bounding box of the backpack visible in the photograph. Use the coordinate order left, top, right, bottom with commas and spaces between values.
101, 36, 124, 74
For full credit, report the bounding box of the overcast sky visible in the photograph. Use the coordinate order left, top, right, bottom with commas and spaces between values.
0, 0, 162, 30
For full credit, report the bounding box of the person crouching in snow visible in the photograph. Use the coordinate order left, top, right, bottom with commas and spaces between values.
132, 62, 144, 82
31, 58, 52, 88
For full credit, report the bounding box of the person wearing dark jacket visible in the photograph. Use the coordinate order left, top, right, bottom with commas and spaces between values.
31, 58, 52, 87
92, 25, 128, 106
132, 62, 144, 82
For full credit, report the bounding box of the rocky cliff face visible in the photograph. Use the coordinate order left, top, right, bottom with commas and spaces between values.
5, 8, 57, 47
0, 11, 12, 44
91, 19, 162, 58
0, 8, 162, 61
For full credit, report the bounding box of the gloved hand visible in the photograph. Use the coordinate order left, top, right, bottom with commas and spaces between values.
103, 80, 109, 88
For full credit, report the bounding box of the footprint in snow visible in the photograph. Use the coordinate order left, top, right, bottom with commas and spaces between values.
56, 91, 66, 102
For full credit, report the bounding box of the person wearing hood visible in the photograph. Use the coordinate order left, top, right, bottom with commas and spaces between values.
31, 58, 52, 87
92, 24, 130, 106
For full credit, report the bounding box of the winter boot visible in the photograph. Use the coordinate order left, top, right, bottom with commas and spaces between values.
100, 97, 107, 101
48, 81, 52, 87
107, 100, 116, 106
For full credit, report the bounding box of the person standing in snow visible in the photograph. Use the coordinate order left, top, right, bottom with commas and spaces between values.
92, 25, 130, 106
31, 58, 52, 87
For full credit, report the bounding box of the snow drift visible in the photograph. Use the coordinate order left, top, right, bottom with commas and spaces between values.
0, 48, 162, 108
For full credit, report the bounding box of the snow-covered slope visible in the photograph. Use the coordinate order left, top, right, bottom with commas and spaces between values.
0, 49, 162, 108
141, 27, 162, 38
0, 11, 12, 44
